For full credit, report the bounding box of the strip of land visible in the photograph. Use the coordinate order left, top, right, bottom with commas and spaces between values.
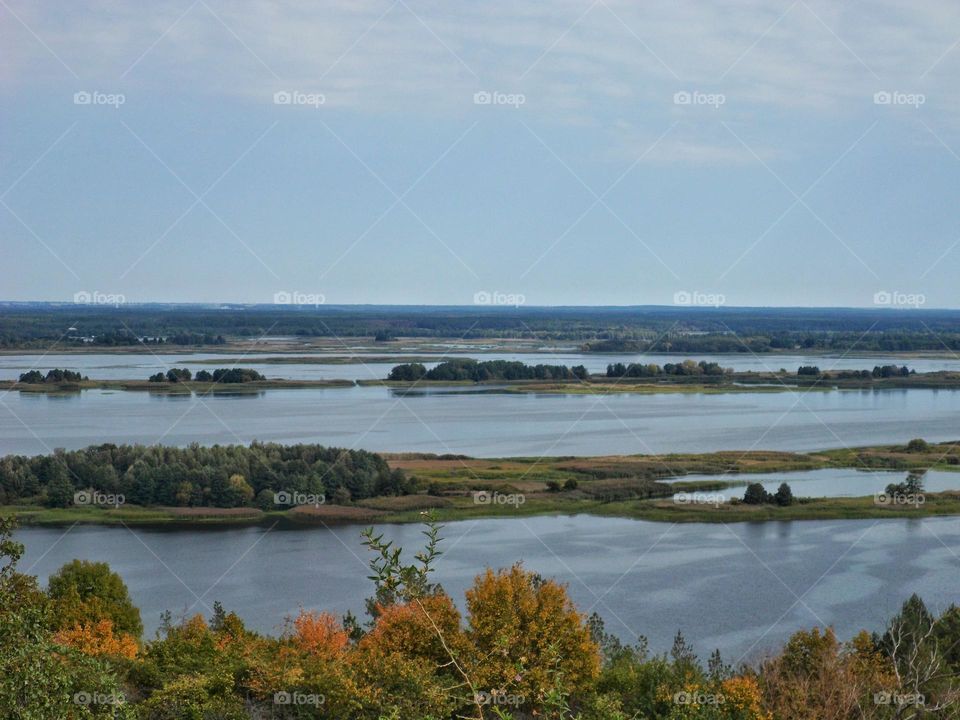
6, 441, 959, 527
11, 371, 957, 395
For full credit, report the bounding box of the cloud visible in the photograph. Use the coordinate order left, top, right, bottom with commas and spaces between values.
4, 0, 960, 148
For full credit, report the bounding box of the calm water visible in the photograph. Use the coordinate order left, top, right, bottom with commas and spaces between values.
6, 351, 960, 662
16, 515, 960, 661
2, 385, 960, 457
1, 351, 955, 383
669, 468, 960, 501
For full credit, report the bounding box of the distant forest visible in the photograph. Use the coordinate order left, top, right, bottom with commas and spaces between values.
0, 443, 412, 508
3, 303, 960, 351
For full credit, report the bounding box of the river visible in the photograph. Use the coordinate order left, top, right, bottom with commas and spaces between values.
15, 515, 960, 661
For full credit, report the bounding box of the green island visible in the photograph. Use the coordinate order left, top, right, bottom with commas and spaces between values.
4, 437, 959, 527
10, 359, 960, 397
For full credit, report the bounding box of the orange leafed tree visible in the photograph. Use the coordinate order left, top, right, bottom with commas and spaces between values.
290, 609, 349, 659
54, 618, 138, 659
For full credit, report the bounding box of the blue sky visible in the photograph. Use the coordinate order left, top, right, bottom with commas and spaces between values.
2, 0, 960, 306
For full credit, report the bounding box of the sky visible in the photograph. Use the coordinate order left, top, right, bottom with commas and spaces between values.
2, 0, 960, 307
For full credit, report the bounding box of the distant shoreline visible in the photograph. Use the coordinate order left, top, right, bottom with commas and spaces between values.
7, 368, 960, 395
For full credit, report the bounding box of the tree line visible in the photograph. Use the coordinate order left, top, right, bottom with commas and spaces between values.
147, 368, 266, 383
388, 359, 589, 382
605, 360, 728, 377
17, 369, 86, 384
0, 443, 412, 508
7, 304, 960, 350
798, 364, 914, 378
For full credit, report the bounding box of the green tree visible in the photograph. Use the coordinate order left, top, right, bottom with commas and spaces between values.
773, 482, 793, 506
48, 559, 143, 638
0, 518, 130, 719
742, 483, 770, 505
45, 466, 75, 508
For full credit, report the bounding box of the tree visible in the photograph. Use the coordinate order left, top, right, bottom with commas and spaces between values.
742, 483, 771, 505
48, 559, 143, 638
465, 564, 601, 713
43, 461, 75, 508
0, 517, 129, 719
223, 474, 254, 507
288, 609, 349, 659
773, 482, 794, 506
165, 368, 191, 383
53, 618, 138, 659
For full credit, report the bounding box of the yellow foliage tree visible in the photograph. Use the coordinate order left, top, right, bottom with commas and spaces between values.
54, 618, 138, 659
465, 564, 600, 712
